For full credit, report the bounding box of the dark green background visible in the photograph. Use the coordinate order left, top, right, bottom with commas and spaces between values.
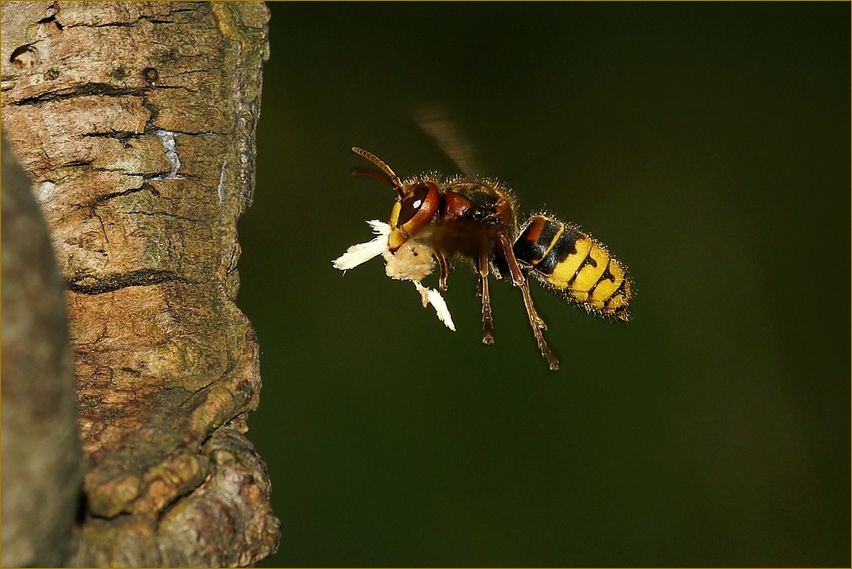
241, 3, 850, 567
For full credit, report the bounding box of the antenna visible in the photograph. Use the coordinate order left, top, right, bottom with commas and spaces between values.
351, 147, 404, 198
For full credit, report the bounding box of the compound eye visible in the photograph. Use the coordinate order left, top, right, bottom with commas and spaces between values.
397, 184, 431, 225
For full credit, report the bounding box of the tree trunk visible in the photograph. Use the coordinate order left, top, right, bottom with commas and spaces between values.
1, 2, 280, 566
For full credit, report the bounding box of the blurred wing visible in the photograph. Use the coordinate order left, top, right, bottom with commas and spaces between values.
414, 101, 482, 178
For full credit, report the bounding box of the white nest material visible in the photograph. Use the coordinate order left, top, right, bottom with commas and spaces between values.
333, 220, 456, 331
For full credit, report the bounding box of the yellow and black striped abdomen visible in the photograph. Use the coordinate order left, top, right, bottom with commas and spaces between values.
513, 215, 632, 321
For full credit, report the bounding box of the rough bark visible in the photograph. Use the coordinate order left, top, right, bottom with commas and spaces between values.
1, 2, 280, 566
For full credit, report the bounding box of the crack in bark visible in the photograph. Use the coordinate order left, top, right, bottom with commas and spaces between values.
12, 83, 150, 106
125, 210, 204, 223
61, 159, 94, 168
82, 131, 143, 140
66, 269, 191, 295
59, 7, 201, 30
86, 183, 154, 208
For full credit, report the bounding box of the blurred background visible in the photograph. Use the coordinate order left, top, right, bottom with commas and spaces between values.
241, 3, 849, 566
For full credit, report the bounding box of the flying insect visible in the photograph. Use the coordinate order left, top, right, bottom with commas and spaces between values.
335, 146, 632, 371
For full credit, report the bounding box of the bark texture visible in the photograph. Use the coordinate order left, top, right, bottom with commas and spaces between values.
1, 2, 280, 566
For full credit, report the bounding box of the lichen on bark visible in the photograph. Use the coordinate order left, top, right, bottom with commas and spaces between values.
1, 2, 279, 566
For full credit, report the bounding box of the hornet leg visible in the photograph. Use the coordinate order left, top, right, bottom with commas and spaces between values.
477, 249, 495, 344
496, 232, 560, 370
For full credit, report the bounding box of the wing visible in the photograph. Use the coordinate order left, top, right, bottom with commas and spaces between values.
413, 101, 482, 178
